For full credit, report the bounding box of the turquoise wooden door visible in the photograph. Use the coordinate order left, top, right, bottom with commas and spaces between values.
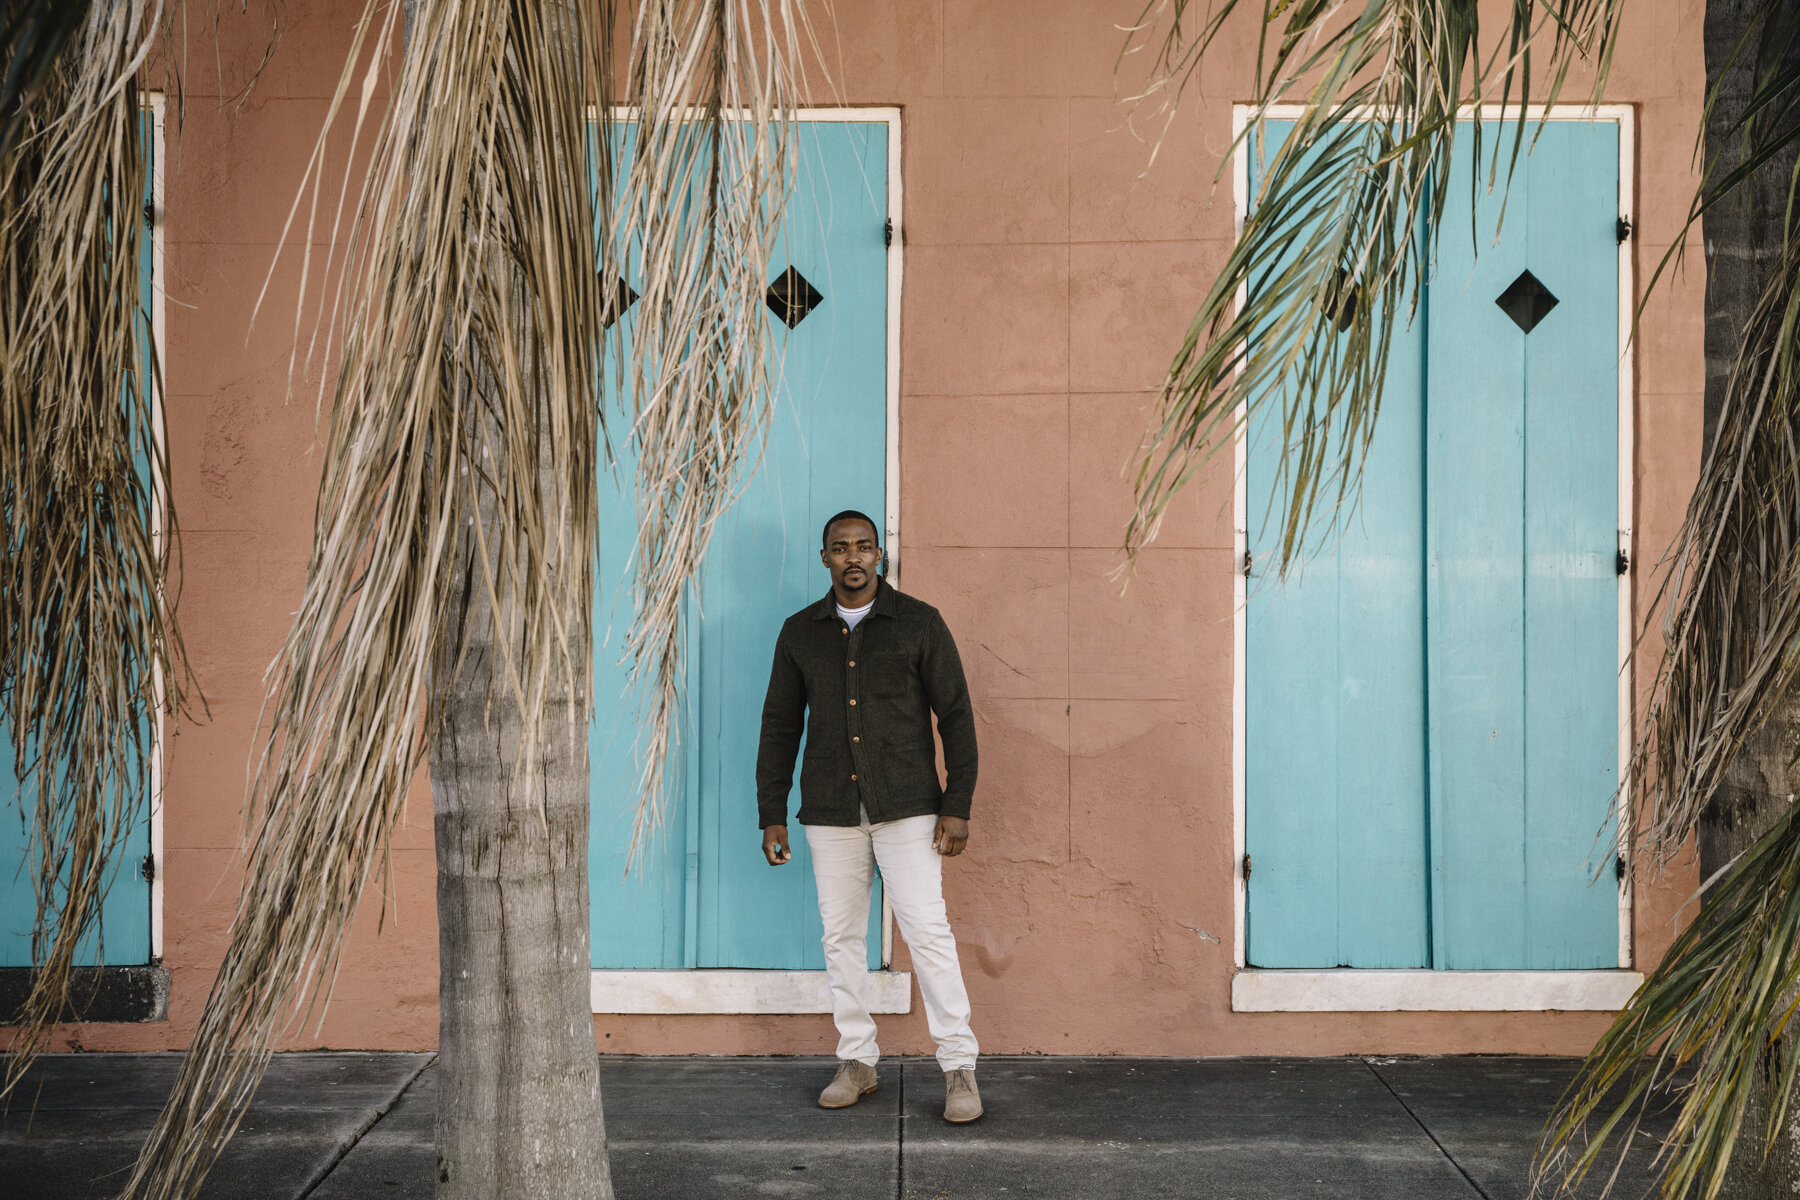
0, 110, 157, 967
589, 121, 889, 971
1245, 120, 1622, 970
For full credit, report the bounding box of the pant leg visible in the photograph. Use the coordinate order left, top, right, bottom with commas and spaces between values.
870, 814, 979, 1072
804, 818, 879, 1065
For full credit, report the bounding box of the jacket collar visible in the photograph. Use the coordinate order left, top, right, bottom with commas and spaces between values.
811, 577, 898, 622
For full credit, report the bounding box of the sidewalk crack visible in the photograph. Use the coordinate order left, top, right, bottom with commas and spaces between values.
296, 1054, 436, 1200
1364, 1060, 1491, 1200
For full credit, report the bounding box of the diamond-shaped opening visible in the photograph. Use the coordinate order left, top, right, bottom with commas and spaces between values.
601, 275, 639, 329
767, 267, 823, 328
1495, 270, 1559, 334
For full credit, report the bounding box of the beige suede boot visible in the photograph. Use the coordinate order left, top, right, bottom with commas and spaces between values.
818, 1060, 878, 1108
943, 1068, 983, 1123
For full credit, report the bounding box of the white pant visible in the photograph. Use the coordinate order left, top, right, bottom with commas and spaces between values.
805, 811, 979, 1072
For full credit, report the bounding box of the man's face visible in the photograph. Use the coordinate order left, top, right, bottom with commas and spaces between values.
821, 518, 881, 597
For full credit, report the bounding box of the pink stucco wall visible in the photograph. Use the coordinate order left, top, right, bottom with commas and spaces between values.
26, 0, 1704, 1057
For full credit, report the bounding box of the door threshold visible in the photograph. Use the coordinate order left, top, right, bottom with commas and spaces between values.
591, 968, 911, 1015
1232, 968, 1643, 1012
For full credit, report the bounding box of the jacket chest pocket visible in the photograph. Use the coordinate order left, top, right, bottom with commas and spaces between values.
868, 652, 912, 699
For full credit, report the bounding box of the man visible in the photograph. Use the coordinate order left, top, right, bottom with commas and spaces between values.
755, 509, 982, 1123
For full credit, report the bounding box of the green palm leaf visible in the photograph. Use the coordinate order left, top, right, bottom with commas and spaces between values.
1539, 802, 1800, 1200
1121, 0, 1620, 569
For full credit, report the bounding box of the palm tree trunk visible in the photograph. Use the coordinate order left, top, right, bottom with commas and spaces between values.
408, 2, 608, 1191
1699, 2, 1800, 1192
428, 416, 611, 1197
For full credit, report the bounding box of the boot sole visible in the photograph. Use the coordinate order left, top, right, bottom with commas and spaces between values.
818, 1084, 877, 1109
943, 1107, 983, 1123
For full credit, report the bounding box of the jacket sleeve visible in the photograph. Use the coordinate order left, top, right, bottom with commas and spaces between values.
920, 612, 978, 819
755, 624, 807, 828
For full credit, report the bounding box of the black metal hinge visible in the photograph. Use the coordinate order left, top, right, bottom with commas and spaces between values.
1617, 549, 1630, 575
1616, 216, 1632, 243
143, 200, 155, 228
1242, 853, 1253, 881
140, 853, 155, 883
1616, 854, 1627, 882
884, 218, 893, 247
1243, 549, 1253, 578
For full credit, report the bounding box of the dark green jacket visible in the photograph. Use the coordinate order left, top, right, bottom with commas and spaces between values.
756, 579, 978, 828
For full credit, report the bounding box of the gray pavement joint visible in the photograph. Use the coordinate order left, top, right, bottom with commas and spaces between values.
895, 1057, 905, 1200
1365, 1057, 1491, 1200
294, 1053, 436, 1200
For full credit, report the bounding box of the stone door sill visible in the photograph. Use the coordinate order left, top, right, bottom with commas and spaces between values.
1232, 968, 1643, 1012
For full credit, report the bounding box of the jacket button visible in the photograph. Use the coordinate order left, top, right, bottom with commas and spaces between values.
849, 660, 856, 667
850, 775, 858, 782
849, 699, 856, 706
853, 736, 860, 743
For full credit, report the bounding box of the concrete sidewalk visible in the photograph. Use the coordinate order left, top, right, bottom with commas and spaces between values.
0, 1053, 1668, 1199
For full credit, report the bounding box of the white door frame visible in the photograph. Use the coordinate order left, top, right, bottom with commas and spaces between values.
147, 89, 167, 964
1229, 103, 1641, 1012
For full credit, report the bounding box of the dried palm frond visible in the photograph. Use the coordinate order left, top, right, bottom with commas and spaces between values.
1628, 227, 1800, 864
1618, 0, 1800, 864
1118, 0, 1620, 568
612, 0, 813, 855
118, 0, 609, 1195
1531, 7, 1800, 1196
1533, 35, 1800, 1199
0, 0, 96, 159
0, 0, 190, 1088
1537, 803, 1800, 1200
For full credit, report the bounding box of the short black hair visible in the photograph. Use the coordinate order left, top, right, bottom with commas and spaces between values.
821, 509, 879, 549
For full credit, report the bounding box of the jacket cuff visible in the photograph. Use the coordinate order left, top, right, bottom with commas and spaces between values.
939, 794, 972, 820
757, 803, 788, 828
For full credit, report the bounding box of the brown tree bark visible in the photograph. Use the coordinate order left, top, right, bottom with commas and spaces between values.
1699, 2, 1800, 1193
428, 379, 611, 1197
409, 3, 610, 1192
429, 581, 612, 1198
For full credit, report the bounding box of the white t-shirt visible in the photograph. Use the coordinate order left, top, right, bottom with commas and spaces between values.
837, 598, 875, 630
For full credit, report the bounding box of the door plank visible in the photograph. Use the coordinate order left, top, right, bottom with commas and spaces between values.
588, 124, 692, 970
696, 122, 889, 970
1519, 123, 1621, 969
1426, 126, 1533, 969
1245, 123, 1431, 968
0, 110, 158, 967
1426, 122, 1620, 969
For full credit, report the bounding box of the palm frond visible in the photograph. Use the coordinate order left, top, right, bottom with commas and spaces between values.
1620, 0, 1800, 864
0, 0, 95, 159
1119, 0, 1621, 568
1538, 804, 1800, 1200
119, 1, 609, 1194
612, 0, 813, 858
0, 0, 191, 1091
1627, 224, 1800, 865
1534, 11, 1800, 1196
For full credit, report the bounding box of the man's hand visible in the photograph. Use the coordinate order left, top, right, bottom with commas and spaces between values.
933, 815, 969, 857
762, 824, 792, 866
